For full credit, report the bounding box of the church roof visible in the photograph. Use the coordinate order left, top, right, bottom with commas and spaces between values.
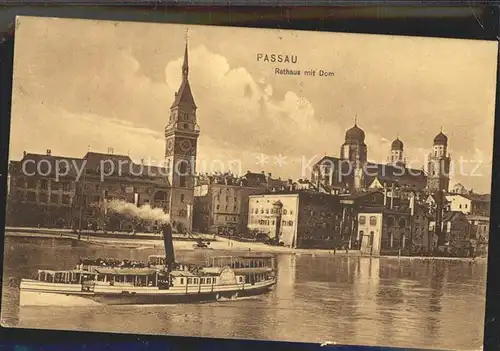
433, 131, 448, 145
391, 137, 404, 151
171, 79, 197, 109
345, 123, 365, 144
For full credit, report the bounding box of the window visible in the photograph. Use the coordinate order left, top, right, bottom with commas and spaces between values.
369, 216, 377, 226
27, 178, 37, 189
51, 182, 60, 191
27, 192, 36, 202
39, 193, 48, 203
180, 278, 184, 284
399, 218, 406, 228
288, 221, 293, 226
40, 179, 49, 190
369, 231, 374, 246
50, 194, 59, 204
266, 209, 269, 214
216, 205, 220, 210
62, 195, 70, 204
201, 278, 206, 284
283, 209, 287, 215
180, 194, 185, 203
187, 278, 193, 284
234, 196, 237, 202
387, 216, 395, 227
359, 216, 366, 225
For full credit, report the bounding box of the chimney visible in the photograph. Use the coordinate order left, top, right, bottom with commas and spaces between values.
261, 170, 265, 174
23, 151, 26, 157
268, 173, 272, 178
46, 149, 51, 156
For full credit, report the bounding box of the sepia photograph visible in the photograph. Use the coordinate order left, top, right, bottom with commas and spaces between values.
1, 15, 497, 350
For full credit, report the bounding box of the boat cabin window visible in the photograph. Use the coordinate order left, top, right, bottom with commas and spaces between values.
238, 277, 243, 283
180, 278, 184, 284
193, 278, 199, 284
201, 278, 206, 284
206, 278, 211, 284
187, 278, 193, 284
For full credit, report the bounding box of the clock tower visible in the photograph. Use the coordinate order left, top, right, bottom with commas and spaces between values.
164, 36, 200, 233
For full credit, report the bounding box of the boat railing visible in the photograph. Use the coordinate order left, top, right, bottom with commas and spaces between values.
205, 256, 276, 270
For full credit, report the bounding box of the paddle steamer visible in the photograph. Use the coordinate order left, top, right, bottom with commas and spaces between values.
19, 225, 276, 306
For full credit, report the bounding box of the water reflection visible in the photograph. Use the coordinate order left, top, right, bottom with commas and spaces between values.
1, 238, 487, 350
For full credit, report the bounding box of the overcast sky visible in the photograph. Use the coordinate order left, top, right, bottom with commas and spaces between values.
9, 16, 498, 193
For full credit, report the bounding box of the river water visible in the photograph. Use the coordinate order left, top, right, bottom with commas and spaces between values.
1, 237, 486, 350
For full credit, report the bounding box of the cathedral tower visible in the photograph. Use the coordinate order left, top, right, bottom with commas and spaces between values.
389, 137, 405, 168
341, 120, 367, 191
341, 121, 367, 163
426, 130, 451, 192
164, 35, 200, 232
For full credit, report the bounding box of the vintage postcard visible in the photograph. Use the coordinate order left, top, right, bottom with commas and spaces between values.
1, 16, 497, 350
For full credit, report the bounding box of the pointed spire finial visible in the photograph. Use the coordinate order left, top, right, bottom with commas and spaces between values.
440, 125, 443, 133
182, 27, 189, 80
354, 114, 358, 126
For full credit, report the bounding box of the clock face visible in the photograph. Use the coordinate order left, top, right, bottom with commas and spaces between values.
180, 139, 192, 152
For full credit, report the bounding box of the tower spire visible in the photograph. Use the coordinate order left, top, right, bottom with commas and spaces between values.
182, 28, 189, 80
354, 114, 357, 126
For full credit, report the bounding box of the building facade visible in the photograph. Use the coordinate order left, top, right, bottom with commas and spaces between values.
7, 151, 169, 230
247, 192, 342, 249
445, 193, 491, 216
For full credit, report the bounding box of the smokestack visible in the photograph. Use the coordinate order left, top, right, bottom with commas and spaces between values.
162, 223, 176, 273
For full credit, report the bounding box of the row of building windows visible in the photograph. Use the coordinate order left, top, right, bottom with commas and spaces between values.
16, 178, 72, 192
215, 195, 238, 203
254, 219, 294, 226
15, 178, 158, 195
216, 204, 237, 211
252, 208, 294, 215
215, 215, 238, 222
15, 191, 71, 205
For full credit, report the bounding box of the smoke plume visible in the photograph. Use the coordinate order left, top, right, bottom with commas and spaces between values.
105, 199, 170, 224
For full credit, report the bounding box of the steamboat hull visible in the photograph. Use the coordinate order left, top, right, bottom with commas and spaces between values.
20, 279, 275, 306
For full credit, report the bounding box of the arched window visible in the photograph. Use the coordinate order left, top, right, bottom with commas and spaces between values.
359, 216, 366, 225
387, 216, 395, 227
399, 218, 406, 228
369, 216, 377, 226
